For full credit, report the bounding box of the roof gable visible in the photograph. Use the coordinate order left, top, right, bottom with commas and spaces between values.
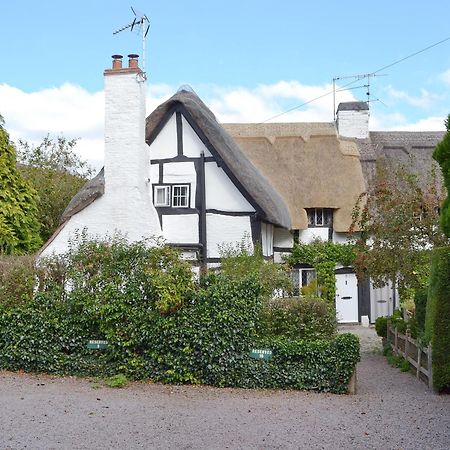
145, 90, 292, 229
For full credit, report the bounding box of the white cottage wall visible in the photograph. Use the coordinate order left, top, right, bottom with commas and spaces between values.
274, 228, 294, 248
181, 116, 212, 157
204, 163, 255, 212
162, 162, 197, 207
298, 227, 329, 243
206, 214, 253, 258
148, 113, 178, 159
162, 214, 199, 244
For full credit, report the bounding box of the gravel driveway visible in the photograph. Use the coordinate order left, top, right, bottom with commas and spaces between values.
1, 326, 449, 449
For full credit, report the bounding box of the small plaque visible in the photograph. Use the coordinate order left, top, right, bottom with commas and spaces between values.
249, 348, 273, 361
87, 340, 108, 350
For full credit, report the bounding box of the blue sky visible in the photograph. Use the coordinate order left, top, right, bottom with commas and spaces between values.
1, 0, 449, 167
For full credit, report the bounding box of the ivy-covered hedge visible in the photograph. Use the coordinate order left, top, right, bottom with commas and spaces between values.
425, 246, 450, 392
0, 238, 359, 393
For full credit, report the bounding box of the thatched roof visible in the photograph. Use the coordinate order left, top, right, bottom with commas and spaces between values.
59, 168, 105, 224
357, 131, 445, 187
223, 123, 366, 232
145, 90, 292, 229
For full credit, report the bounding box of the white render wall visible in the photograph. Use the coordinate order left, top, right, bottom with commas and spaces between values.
162, 162, 197, 206
162, 214, 198, 244
261, 223, 274, 256
182, 116, 212, 157
274, 228, 294, 248
298, 227, 329, 243
41, 67, 161, 258
205, 162, 255, 212
149, 113, 178, 159
206, 214, 253, 258
336, 110, 369, 139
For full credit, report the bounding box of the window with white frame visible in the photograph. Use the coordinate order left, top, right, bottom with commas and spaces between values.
291, 267, 317, 296
153, 184, 190, 208
172, 185, 189, 207
307, 208, 333, 227
154, 185, 170, 207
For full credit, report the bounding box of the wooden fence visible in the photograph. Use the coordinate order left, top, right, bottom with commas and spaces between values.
386, 322, 433, 390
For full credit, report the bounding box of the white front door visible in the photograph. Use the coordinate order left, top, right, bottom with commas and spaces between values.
335, 273, 359, 323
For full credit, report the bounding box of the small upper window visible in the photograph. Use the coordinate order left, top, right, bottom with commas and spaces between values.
154, 185, 170, 207
307, 208, 333, 227
172, 185, 189, 208
153, 184, 190, 208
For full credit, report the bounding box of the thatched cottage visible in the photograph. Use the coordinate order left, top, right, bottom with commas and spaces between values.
39, 55, 444, 324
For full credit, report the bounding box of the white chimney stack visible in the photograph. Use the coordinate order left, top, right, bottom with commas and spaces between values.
336, 101, 369, 139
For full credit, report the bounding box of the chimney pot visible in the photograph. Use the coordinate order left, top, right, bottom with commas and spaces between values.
128, 54, 139, 68
111, 54, 123, 70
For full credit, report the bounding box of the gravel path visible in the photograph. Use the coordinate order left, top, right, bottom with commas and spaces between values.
1, 327, 449, 449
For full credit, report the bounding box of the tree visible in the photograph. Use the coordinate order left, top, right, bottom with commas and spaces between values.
17, 135, 93, 242
351, 159, 446, 294
0, 116, 41, 254
433, 114, 450, 237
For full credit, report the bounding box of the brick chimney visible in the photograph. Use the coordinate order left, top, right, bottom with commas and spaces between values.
336, 101, 369, 139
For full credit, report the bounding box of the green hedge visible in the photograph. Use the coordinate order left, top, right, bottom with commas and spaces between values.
425, 247, 450, 391
0, 238, 360, 393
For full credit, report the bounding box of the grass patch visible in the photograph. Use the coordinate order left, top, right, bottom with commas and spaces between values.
104, 374, 128, 388
384, 345, 410, 372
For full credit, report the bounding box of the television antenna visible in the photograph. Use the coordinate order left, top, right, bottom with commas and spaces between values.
113, 7, 150, 79
332, 72, 387, 120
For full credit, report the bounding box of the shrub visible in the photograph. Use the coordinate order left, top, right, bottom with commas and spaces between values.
414, 287, 428, 332
0, 255, 36, 307
258, 296, 337, 341
105, 374, 128, 388
375, 316, 388, 338
425, 247, 450, 392
0, 237, 360, 393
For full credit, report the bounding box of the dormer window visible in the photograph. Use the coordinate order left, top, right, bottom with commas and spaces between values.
307, 208, 333, 227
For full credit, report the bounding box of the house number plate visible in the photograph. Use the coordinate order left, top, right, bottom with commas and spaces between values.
249, 349, 273, 361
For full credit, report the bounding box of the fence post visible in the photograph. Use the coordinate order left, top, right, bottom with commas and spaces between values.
427, 344, 433, 390
417, 344, 421, 379
394, 327, 398, 354
405, 329, 410, 359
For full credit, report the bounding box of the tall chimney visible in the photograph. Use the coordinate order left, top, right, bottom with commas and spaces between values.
103, 54, 161, 239
336, 102, 369, 139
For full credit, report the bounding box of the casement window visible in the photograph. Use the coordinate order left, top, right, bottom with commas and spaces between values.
154, 185, 171, 207
172, 185, 189, 208
307, 208, 333, 227
153, 184, 190, 208
291, 267, 317, 296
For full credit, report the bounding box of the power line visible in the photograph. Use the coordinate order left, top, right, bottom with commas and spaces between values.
260, 36, 450, 123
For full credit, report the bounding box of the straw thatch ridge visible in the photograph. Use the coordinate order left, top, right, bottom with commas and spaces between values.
223, 123, 366, 232
145, 89, 292, 229
358, 131, 445, 187
59, 168, 105, 224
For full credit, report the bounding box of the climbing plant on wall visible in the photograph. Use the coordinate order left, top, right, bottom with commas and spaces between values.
285, 240, 356, 303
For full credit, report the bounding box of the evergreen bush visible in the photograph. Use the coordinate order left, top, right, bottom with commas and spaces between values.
0, 237, 359, 393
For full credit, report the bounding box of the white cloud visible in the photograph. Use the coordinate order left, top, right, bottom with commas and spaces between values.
440, 68, 450, 86
0, 80, 445, 173
385, 85, 439, 108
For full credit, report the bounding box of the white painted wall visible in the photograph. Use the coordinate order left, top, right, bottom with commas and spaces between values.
206, 213, 253, 258
370, 280, 395, 322
162, 162, 197, 207
336, 110, 369, 139
274, 251, 290, 264
261, 223, 274, 256
162, 214, 198, 244
148, 113, 178, 159
182, 116, 212, 157
332, 231, 353, 244
298, 227, 329, 243
274, 228, 294, 248
205, 162, 255, 212
41, 67, 161, 258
